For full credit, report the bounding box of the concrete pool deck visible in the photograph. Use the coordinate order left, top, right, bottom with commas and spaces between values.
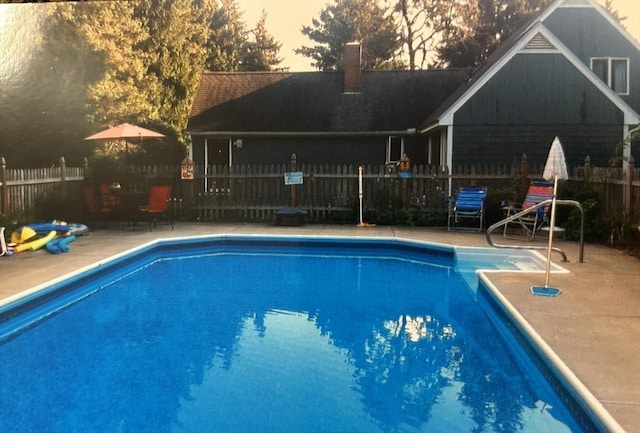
1, 222, 638, 432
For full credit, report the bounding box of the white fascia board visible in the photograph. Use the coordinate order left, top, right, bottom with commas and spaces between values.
440, 23, 639, 126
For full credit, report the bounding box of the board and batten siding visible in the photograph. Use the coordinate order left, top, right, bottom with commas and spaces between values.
543, 6, 640, 113
452, 53, 626, 168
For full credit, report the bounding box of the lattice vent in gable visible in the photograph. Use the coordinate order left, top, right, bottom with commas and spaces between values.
524, 32, 556, 50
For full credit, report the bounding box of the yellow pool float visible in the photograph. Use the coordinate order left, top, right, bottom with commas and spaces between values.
14, 230, 57, 253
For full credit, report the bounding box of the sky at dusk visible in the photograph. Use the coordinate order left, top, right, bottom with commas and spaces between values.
237, 0, 640, 71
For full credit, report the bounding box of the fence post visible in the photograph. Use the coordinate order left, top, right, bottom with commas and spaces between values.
0, 157, 6, 215
290, 153, 297, 207
520, 153, 528, 197
83, 157, 89, 180
60, 156, 66, 183
624, 154, 634, 219
583, 156, 591, 181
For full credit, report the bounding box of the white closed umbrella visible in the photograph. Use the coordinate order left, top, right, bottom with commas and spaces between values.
533, 136, 569, 295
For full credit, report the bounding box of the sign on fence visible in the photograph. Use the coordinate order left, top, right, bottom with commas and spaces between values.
284, 171, 303, 185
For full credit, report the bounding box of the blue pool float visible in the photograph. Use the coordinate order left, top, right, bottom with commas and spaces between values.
21, 222, 90, 237
45, 236, 77, 254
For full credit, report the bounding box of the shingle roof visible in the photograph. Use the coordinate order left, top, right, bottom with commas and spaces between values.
187, 68, 473, 134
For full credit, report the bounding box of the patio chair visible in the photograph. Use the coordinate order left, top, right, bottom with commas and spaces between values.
447, 186, 488, 231
130, 184, 174, 231
83, 185, 116, 226
502, 181, 554, 240
99, 183, 119, 209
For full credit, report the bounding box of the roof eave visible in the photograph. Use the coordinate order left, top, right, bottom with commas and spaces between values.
186, 130, 420, 137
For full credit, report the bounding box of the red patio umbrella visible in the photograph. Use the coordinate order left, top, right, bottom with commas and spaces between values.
84, 122, 165, 147
85, 123, 165, 188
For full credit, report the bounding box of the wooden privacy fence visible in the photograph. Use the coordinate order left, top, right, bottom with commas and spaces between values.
0, 157, 85, 219
572, 157, 640, 220
2, 156, 637, 226
188, 159, 639, 224
191, 162, 536, 223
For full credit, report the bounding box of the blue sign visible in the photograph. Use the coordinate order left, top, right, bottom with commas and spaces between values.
284, 171, 304, 185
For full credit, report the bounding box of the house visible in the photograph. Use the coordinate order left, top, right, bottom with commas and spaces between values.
187, 42, 473, 168
187, 0, 639, 181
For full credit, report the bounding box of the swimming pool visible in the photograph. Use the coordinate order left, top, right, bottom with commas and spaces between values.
0, 235, 602, 432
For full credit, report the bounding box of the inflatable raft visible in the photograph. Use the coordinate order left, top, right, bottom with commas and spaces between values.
10, 222, 89, 254
18, 222, 90, 237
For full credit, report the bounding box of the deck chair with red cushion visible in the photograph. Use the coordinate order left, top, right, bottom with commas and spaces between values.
133, 184, 174, 231
83, 185, 116, 226
502, 181, 554, 240
99, 183, 119, 209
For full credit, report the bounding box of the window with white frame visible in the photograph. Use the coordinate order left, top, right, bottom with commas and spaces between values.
387, 136, 403, 163
591, 57, 629, 95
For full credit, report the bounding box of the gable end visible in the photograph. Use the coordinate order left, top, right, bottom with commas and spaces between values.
524, 32, 555, 50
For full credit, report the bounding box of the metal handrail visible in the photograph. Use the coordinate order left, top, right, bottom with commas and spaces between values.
485, 199, 585, 263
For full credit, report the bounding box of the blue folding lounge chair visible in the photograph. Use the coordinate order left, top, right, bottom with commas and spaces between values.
502, 181, 554, 240
447, 187, 488, 231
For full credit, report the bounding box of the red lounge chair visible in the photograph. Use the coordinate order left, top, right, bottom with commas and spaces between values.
132, 184, 174, 231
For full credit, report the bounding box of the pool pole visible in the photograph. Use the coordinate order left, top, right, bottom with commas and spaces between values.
357, 166, 374, 227
357, 166, 364, 226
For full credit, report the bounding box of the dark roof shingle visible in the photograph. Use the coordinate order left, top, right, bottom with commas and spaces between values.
187, 69, 473, 134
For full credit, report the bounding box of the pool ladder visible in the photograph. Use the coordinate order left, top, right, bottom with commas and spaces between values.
485, 199, 585, 263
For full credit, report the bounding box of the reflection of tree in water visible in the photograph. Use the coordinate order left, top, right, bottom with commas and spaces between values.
268, 256, 543, 432
298, 262, 459, 431
357, 314, 457, 429
447, 297, 532, 433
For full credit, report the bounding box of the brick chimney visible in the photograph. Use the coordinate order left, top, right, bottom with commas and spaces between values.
343, 42, 361, 93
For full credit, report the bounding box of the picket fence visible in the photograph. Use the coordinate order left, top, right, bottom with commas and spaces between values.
0, 157, 85, 219
1, 158, 638, 225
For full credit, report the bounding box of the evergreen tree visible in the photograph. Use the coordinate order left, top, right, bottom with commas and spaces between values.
134, 0, 215, 130
205, 0, 248, 71
205, 0, 282, 72
242, 10, 284, 71
436, 0, 551, 67
296, 0, 402, 70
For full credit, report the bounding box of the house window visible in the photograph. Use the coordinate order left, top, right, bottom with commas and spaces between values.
591, 57, 629, 94
387, 136, 403, 163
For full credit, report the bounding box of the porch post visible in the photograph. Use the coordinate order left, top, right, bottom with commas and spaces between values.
0, 157, 6, 215
446, 125, 454, 197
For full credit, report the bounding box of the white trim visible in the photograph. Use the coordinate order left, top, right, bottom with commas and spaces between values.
439, 24, 639, 126
590, 57, 630, 95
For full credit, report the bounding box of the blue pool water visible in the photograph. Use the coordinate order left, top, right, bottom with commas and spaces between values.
0, 236, 594, 432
